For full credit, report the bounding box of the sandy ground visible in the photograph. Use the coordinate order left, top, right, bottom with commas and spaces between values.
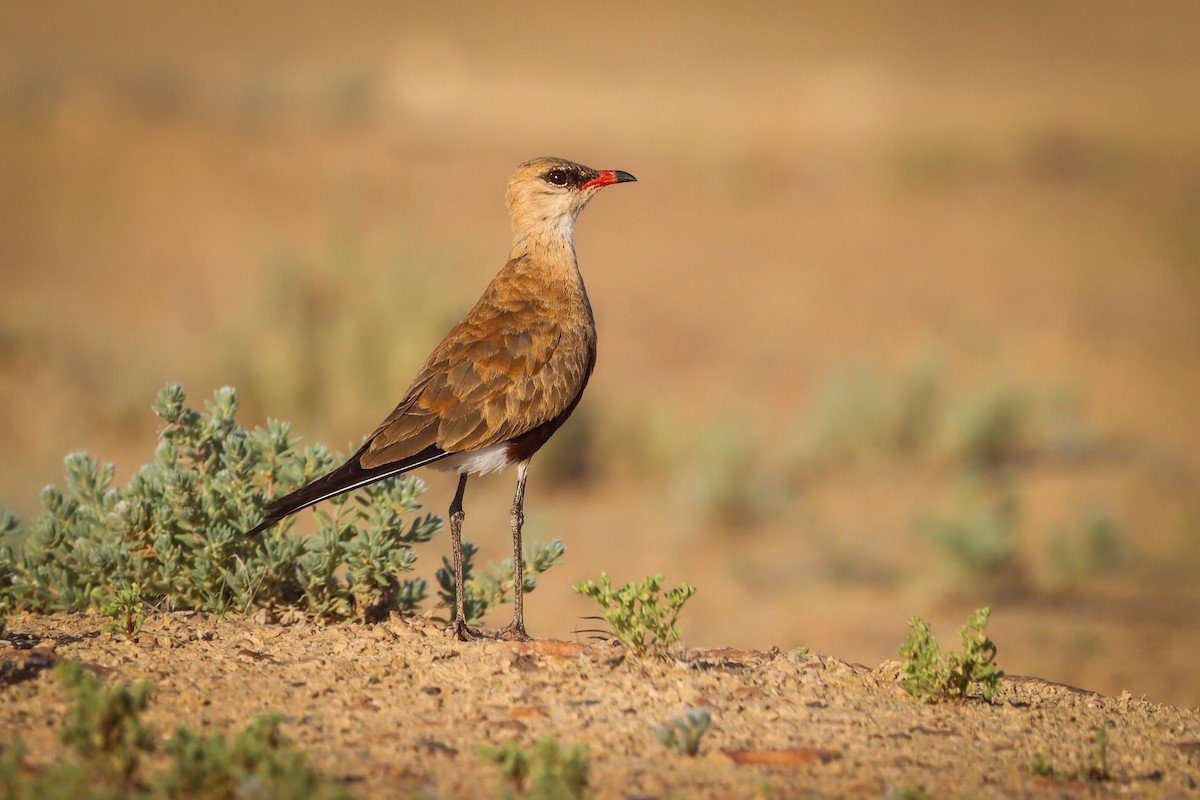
2, 0, 1200, 724
2, 611, 1199, 798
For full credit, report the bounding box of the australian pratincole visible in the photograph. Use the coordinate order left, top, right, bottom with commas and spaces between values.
245, 156, 636, 640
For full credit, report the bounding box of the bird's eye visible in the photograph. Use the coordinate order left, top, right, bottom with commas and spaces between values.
545, 169, 568, 186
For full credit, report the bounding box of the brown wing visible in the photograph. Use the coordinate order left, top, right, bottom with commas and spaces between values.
358, 262, 596, 470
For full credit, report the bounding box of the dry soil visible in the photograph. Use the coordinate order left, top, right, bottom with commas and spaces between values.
3, 611, 1199, 798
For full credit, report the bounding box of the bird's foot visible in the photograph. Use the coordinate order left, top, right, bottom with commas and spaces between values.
446, 619, 486, 641
495, 620, 533, 642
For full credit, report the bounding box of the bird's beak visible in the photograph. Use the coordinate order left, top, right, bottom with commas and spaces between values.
581, 169, 638, 191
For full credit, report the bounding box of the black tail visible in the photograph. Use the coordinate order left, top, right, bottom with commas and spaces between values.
245, 444, 448, 536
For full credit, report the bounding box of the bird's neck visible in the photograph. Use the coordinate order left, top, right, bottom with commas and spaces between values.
508, 214, 584, 287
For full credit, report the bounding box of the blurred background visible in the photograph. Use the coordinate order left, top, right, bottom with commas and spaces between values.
2, 2, 1199, 705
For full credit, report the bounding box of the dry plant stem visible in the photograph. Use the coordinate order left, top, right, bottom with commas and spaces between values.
498, 461, 531, 641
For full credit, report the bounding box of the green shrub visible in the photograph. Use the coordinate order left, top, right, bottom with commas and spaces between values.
916, 473, 1022, 581
0, 510, 12, 632
157, 715, 348, 799
795, 359, 941, 466
1029, 753, 1054, 777
689, 420, 784, 531
225, 234, 464, 450
1048, 508, 1124, 585
56, 660, 155, 785
573, 573, 696, 654
792, 357, 1093, 471
886, 788, 933, 800
920, 476, 1124, 591
0, 661, 348, 800
654, 707, 712, 756
0, 384, 441, 622
899, 607, 1004, 703
478, 738, 589, 800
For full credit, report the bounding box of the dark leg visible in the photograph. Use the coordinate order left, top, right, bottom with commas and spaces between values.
498, 461, 532, 641
447, 473, 481, 640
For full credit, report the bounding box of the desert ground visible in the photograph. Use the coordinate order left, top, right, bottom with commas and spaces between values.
3, 611, 1200, 798
1, 2, 1199, 793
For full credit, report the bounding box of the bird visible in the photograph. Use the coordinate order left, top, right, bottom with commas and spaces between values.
245, 156, 636, 641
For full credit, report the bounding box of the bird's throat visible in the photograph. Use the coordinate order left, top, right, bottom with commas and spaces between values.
509, 216, 583, 286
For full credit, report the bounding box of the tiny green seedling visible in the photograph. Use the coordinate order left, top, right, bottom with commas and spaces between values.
1029, 726, 1112, 783
1090, 726, 1111, 781
886, 788, 933, 800
898, 606, 1004, 702
1029, 753, 1054, 777
654, 707, 712, 756
573, 573, 696, 654
101, 582, 147, 637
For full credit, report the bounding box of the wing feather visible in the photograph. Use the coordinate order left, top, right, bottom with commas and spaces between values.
357, 261, 595, 470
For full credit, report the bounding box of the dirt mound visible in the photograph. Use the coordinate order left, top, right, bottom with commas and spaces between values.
2, 612, 1196, 798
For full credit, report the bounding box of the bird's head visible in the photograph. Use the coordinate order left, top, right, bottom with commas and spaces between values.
506, 156, 636, 241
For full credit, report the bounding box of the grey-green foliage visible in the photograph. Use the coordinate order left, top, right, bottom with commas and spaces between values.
57, 660, 155, 784
794, 356, 1092, 471
227, 233, 464, 455
0, 661, 348, 800
0, 510, 13, 635
292, 475, 440, 621
899, 607, 1005, 703
886, 788, 933, 800
573, 573, 696, 654
654, 707, 712, 756
477, 737, 589, 800
919, 474, 1124, 590
1029, 753, 1054, 777
691, 420, 782, 530
1, 384, 441, 622
1048, 508, 1124, 585
917, 472, 1022, 579
939, 381, 1030, 468
435, 538, 566, 627
157, 715, 348, 799
1089, 726, 1111, 781
796, 358, 941, 465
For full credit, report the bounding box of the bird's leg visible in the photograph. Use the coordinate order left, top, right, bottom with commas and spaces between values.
498, 461, 532, 641
447, 473, 482, 641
